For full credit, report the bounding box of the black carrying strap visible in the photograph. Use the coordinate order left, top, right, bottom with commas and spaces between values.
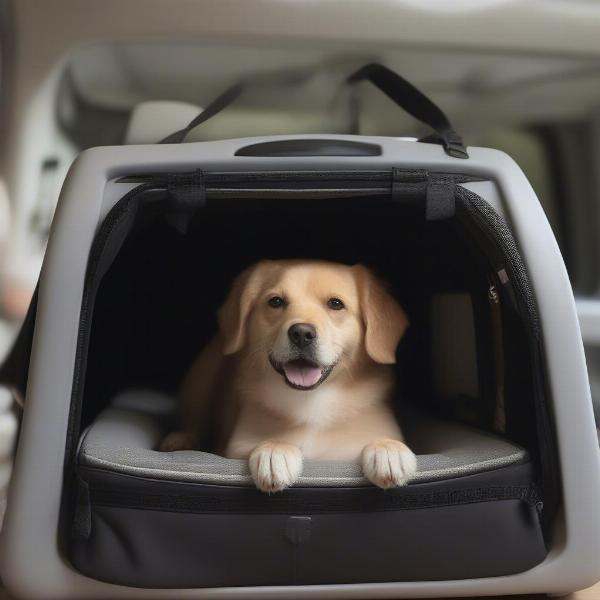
160, 63, 468, 158
160, 84, 243, 144
347, 64, 468, 159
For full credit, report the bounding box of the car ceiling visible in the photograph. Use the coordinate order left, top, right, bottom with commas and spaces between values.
66, 41, 600, 140
4, 0, 600, 147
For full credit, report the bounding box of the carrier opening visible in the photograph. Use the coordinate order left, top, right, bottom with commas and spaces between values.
79, 178, 540, 457
65, 170, 557, 587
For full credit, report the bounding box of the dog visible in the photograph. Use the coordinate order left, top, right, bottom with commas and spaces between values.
161, 260, 417, 492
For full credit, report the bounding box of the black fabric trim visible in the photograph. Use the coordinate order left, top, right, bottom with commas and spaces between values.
391, 168, 428, 210
118, 169, 482, 186
165, 169, 206, 233
391, 169, 456, 219
76, 460, 539, 517
455, 187, 560, 534
426, 177, 456, 221
89, 484, 538, 515
60, 183, 160, 551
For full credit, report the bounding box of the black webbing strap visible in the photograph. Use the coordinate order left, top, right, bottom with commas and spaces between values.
391, 169, 428, 209
392, 168, 456, 220
427, 177, 456, 221
165, 170, 206, 233
160, 84, 243, 144
159, 63, 468, 158
347, 64, 468, 159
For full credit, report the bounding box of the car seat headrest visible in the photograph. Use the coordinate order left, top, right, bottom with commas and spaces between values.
124, 101, 203, 145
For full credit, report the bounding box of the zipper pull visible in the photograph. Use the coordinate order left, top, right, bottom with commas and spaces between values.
488, 277, 505, 434
495, 267, 519, 310
526, 486, 545, 514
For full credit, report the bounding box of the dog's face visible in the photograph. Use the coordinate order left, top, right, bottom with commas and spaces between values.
218, 260, 408, 391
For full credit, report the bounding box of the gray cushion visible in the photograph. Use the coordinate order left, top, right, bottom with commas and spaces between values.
77, 389, 528, 487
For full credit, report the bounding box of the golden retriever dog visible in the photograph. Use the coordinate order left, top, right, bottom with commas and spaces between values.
161, 260, 417, 492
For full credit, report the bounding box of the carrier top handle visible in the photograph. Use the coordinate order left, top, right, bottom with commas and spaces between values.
347, 63, 468, 159
161, 63, 468, 158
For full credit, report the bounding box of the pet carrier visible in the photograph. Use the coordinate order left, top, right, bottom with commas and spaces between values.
1, 64, 599, 598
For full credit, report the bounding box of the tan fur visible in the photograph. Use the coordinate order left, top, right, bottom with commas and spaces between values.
162, 260, 417, 492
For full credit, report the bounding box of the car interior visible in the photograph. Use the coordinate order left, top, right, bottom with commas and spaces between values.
1, 1, 600, 598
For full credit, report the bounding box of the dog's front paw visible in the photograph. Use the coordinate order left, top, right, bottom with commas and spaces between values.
249, 442, 303, 493
361, 439, 417, 489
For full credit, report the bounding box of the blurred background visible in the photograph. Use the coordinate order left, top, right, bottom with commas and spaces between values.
1, 0, 600, 525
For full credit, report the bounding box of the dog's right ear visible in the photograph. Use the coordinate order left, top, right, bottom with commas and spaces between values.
218, 261, 271, 355
353, 264, 409, 365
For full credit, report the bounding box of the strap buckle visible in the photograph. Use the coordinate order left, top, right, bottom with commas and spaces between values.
444, 140, 469, 160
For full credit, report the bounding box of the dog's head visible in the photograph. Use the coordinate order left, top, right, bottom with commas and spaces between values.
218, 260, 408, 391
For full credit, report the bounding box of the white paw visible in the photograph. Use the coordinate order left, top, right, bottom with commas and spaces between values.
249, 442, 303, 493
361, 439, 417, 489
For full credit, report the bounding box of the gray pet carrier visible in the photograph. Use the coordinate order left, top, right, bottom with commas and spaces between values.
1, 64, 599, 599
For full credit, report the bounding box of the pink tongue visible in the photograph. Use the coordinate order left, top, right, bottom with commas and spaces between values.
283, 362, 323, 388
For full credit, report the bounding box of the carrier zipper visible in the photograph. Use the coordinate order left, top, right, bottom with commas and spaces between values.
61, 183, 160, 542
488, 277, 506, 434
456, 187, 559, 531
527, 486, 545, 515
112, 170, 487, 200
81, 475, 539, 515
457, 196, 539, 339
118, 170, 485, 187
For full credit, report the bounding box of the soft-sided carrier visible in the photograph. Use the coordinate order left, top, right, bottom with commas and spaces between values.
1, 64, 599, 599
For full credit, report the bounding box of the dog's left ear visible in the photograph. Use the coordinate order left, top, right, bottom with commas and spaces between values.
218, 261, 272, 355
354, 265, 409, 364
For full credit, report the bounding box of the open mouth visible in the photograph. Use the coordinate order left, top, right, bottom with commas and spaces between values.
269, 356, 335, 391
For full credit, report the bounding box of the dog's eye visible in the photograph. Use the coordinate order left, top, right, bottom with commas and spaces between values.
268, 296, 285, 308
327, 297, 345, 310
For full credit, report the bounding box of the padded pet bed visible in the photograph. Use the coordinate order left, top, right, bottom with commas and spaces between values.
71, 390, 545, 588
78, 389, 529, 487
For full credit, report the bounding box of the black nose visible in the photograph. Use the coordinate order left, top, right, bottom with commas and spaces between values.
288, 323, 317, 348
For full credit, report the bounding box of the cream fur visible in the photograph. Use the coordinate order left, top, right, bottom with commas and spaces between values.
161, 260, 416, 492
